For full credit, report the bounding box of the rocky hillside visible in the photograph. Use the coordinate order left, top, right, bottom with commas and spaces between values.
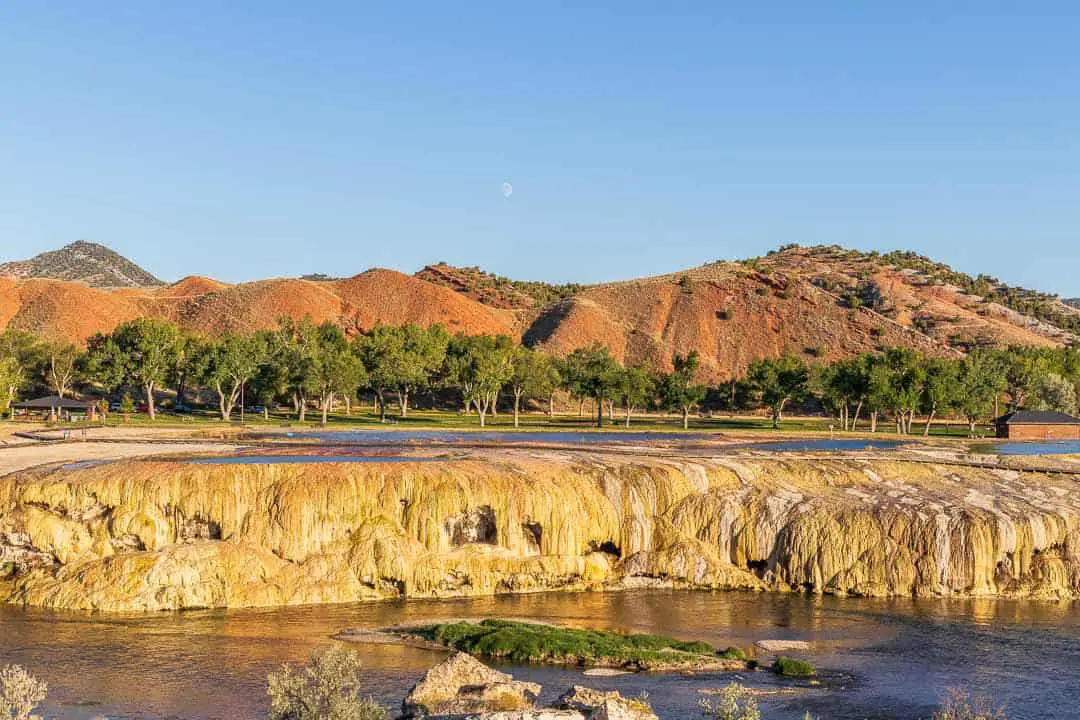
3, 449, 1078, 611
0, 240, 162, 288
416, 262, 585, 310
0, 242, 1077, 379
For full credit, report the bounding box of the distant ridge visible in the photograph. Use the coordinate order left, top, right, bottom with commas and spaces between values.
0, 241, 1078, 379
0, 240, 163, 288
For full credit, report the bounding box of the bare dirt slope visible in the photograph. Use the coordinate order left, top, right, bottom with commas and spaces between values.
1, 243, 1075, 378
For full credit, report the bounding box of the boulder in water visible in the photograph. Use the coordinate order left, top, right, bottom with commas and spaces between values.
402, 652, 541, 717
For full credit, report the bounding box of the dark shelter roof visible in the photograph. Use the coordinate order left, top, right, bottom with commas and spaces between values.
11, 396, 96, 410
995, 410, 1080, 425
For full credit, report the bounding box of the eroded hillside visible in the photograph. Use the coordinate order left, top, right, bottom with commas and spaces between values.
2, 450, 1078, 611
2, 243, 1077, 378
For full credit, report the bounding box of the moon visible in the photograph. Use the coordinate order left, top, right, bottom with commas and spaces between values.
502, 182, 513, 198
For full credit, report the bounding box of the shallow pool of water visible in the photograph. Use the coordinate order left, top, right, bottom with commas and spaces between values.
253, 429, 711, 445
736, 439, 906, 452
1, 591, 1075, 720
189, 454, 449, 465
974, 440, 1080, 456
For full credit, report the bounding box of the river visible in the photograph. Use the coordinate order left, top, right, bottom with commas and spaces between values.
1, 590, 1076, 720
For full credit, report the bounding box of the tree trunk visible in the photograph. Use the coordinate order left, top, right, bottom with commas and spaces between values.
513, 390, 522, 428
771, 407, 780, 429
298, 393, 307, 422
549, 395, 554, 417
145, 383, 156, 420
625, 404, 632, 428
578, 398, 584, 417
218, 390, 228, 422
923, 408, 936, 437
322, 391, 332, 425
377, 389, 387, 422
596, 396, 604, 428
398, 388, 409, 418
968, 419, 977, 437
344, 395, 352, 417
682, 407, 690, 430
607, 399, 614, 420
870, 411, 878, 433
852, 401, 863, 431
263, 406, 269, 421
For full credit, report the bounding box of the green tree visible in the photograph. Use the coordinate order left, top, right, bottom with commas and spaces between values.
1031, 372, 1078, 415
271, 317, 320, 422
83, 318, 181, 420
196, 333, 266, 421
563, 344, 622, 427
449, 334, 516, 426
507, 347, 559, 428
267, 646, 388, 720
0, 357, 22, 418
920, 358, 961, 436
0, 330, 43, 411
309, 322, 366, 425
38, 338, 80, 399
1002, 347, 1047, 410
816, 356, 871, 431
616, 365, 656, 427
956, 349, 1006, 436
746, 352, 809, 429
250, 330, 291, 420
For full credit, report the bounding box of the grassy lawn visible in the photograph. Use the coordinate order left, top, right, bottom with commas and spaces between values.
11, 407, 990, 439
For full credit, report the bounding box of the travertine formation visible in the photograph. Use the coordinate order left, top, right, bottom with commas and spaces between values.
1, 451, 1079, 611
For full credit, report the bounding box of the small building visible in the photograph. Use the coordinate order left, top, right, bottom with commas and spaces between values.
10, 396, 99, 422
994, 410, 1080, 440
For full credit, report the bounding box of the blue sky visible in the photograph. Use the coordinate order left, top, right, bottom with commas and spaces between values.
1, 2, 1078, 293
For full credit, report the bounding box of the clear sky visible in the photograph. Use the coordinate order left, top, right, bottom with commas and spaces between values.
1, 2, 1078, 294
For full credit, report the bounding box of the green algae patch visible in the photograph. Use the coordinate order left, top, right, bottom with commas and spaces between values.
772, 656, 816, 677
404, 619, 746, 671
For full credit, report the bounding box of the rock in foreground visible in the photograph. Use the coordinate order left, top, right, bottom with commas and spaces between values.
401, 653, 658, 720
402, 652, 541, 717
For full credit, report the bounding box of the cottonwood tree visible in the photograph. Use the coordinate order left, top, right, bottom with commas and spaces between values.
0, 330, 42, 410
197, 333, 266, 421
662, 351, 709, 429
956, 350, 1006, 436
746, 352, 808, 429
870, 348, 926, 435
84, 318, 181, 420
451, 334, 515, 427
38, 338, 79, 399
818, 356, 870, 431
271, 317, 319, 421
920, 357, 961, 436
309, 323, 365, 425
562, 344, 622, 427
0, 357, 22, 418
507, 347, 559, 427
1031, 372, 1078, 414
616, 365, 656, 427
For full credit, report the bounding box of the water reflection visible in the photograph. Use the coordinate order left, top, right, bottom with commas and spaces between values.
1, 591, 1076, 720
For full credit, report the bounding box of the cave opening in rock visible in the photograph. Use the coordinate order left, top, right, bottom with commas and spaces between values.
589, 540, 621, 558
445, 506, 498, 546
522, 521, 543, 550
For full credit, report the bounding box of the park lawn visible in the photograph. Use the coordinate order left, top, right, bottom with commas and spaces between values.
21, 407, 990, 439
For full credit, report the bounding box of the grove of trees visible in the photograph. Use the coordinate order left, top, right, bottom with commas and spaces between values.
2, 317, 1080, 433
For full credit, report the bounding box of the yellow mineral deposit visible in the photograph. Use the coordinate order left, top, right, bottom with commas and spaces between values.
1, 452, 1078, 611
